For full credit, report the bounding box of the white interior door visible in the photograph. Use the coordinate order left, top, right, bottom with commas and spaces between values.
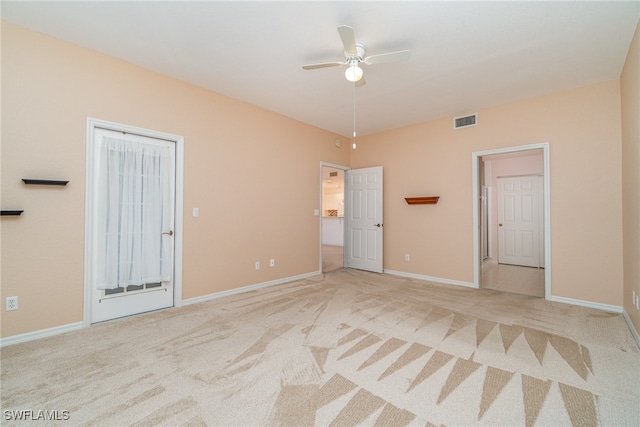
497, 175, 540, 267
345, 166, 383, 273
88, 127, 175, 323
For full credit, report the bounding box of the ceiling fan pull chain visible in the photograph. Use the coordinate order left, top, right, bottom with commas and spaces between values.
353, 83, 357, 149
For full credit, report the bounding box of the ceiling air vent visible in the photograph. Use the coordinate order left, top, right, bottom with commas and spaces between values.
454, 113, 477, 129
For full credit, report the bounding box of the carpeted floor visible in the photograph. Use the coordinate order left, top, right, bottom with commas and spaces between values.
1, 269, 638, 426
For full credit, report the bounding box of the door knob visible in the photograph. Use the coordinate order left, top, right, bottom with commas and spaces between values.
374, 223, 383, 228
163, 230, 174, 236
498, 224, 503, 227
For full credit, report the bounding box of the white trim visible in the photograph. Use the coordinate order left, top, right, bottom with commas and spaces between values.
622, 309, 640, 349
472, 142, 551, 298
0, 322, 83, 347
384, 269, 476, 288
174, 135, 185, 308
182, 271, 320, 306
320, 161, 350, 171
549, 295, 622, 313
84, 117, 185, 325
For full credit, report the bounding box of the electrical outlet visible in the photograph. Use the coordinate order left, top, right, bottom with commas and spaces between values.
6, 296, 18, 311
255, 261, 261, 270
404, 254, 410, 262
270, 259, 275, 267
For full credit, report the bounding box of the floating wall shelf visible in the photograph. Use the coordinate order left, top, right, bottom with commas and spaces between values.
22, 179, 69, 186
405, 196, 440, 205
1, 210, 24, 216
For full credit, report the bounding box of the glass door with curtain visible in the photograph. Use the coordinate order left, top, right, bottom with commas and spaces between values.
89, 127, 175, 323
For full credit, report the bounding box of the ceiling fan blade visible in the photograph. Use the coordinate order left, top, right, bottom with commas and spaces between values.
302, 61, 344, 70
365, 50, 412, 65
337, 25, 357, 55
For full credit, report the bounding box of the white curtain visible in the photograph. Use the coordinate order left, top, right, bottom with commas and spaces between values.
96, 136, 173, 290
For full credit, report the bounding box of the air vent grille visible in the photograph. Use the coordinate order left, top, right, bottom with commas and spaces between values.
329, 172, 338, 177
454, 113, 477, 129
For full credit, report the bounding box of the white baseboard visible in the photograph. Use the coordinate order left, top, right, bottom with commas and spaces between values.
0, 321, 84, 347
182, 270, 321, 306
384, 269, 476, 288
622, 309, 640, 349
548, 295, 623, 313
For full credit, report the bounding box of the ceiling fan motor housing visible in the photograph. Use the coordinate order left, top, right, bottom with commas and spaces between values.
345, 43, 366, 62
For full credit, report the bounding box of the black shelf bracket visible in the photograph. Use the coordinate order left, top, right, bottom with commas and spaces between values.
22, 179, 69, 186
1, 210, 24, 216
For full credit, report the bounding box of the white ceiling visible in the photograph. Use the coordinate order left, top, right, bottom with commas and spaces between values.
2, 1, 638, 138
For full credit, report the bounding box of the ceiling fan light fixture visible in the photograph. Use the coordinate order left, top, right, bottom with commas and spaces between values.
345, 61, 363, 82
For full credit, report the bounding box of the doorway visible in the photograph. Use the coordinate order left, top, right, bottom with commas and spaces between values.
472, 143, 550, 298
320, 163, 348, 272
84, 118, 184, 325
319, 163, 385, 274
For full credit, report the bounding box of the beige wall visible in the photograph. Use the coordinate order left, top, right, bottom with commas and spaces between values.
351, 80, 624, 305
621, 20, 640, 334
0, 22, 349, 337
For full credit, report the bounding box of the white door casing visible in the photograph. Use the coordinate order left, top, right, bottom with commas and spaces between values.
84, 118, 184, 325
345, 166, 383, 273
481, 186, 490, 260
497, 175, 541, 267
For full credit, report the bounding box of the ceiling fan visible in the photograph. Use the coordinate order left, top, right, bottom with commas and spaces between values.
302, 25, 411, 85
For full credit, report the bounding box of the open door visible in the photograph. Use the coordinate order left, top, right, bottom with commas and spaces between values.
345, 166, 383, 273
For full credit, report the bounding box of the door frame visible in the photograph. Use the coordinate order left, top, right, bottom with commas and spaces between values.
472, 142, 551, 298
319, 162, 350, 272
83, 117, 185, 327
